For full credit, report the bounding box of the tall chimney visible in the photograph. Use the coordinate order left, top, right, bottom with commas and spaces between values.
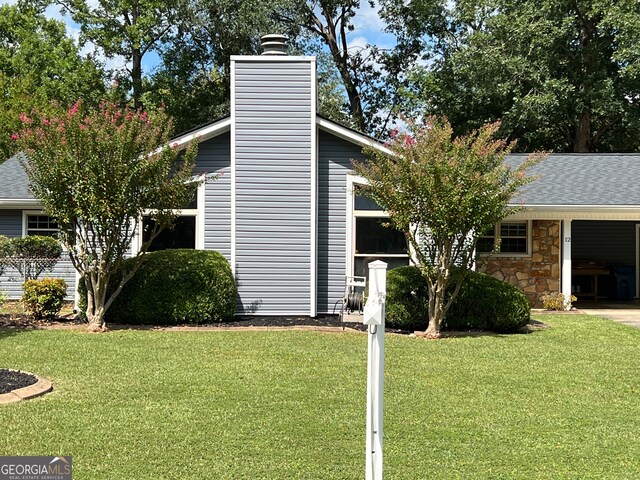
260, 34, 289, 56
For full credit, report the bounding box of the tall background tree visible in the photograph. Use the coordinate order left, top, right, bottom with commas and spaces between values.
0, 3, 105, 159
53, 0, 184, 109
398, 0, 640, 152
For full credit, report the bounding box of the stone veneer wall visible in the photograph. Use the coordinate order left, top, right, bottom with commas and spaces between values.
478, 220, 560, 307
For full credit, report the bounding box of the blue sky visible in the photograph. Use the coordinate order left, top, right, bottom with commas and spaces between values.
1, 0, 394, 76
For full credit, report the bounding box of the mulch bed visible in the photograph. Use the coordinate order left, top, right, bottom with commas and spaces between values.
0, 369, 37, 394
0, 310, 547, 336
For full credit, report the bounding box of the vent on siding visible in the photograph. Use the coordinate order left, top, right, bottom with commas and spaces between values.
260, 34, 288, 55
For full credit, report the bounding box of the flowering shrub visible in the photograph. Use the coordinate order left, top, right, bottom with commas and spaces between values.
353, 117, 545, 337
541, 292, 577, 311
12, 100, 200, 330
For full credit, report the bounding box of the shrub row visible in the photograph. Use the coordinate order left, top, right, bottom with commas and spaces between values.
385, 266, 530, 333
79, 249, 236, 325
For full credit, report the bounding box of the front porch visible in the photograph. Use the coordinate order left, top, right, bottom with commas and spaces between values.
480, 209, 640, 308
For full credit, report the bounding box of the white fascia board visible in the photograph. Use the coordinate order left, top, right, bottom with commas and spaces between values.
506, 204, 640, 220
230, 55, 316, 62
316, 117, 393, 156
0, 199, 41, 208
310, 58, 317, 318
169, 118, 232, 151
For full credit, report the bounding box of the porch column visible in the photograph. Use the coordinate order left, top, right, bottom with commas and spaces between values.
561, 218, 572, 309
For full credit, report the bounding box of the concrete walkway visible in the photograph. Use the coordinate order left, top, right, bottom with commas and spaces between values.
577, 302, 640, 329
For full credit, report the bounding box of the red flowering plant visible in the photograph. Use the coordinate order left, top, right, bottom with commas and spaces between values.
13, 101, 200, 331
354, 117, 546, 338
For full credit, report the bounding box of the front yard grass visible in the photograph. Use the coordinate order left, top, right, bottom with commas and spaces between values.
1, 314, 639, 479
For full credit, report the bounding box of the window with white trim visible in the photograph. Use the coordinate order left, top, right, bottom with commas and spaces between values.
477, 221, 530, 255
140, 187, 202, 252
25, 214, 59, 237
352, 185, 410, 276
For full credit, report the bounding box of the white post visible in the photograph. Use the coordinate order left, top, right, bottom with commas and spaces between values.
363, 260, 386, 480
562, 219, 572, 309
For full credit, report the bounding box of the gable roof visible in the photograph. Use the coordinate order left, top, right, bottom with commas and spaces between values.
0, 153, 38, 205
508, 153, 640, 207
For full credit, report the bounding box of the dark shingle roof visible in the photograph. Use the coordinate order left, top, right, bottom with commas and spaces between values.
508, 153, 640, 206
0, 153, 34, 200
2, 151, 640, 207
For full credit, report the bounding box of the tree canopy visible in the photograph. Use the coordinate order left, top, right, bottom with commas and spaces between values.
401, 0, 640, 152
0, 3, 105, 159
354, 118, 543, 337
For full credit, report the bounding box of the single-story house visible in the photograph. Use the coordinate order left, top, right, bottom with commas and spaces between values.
1, 36, 640, 311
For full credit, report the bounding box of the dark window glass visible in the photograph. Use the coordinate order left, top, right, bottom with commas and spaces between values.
500, 223, 526, 238
355, 194, 383, 211
26, 215, 59, 237
476, 236, 495, 253
355, 217, 406, 254
354, 256, 410, 277
477, 222, 527, 254
143, 216, 196, 252
354, 186, 383, 211
500, 237, 527, 253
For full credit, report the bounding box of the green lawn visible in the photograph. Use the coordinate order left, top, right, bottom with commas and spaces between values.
1, 315, 640, 479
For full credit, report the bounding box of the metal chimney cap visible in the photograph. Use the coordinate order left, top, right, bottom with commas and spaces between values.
260, 34, 289, 56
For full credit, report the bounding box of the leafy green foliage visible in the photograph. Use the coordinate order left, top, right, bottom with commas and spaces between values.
384, 266, 428, 331
446, 269, 531, 333
354, 118, 542, 337
102, 250, 236, 325
386, 266, 530, 333
21, 277, 67, 319
0, 3, 105, 159
402, 0, 640, 152
14, 101, 200, 330
0, 236, 63, 280
541, 291, 577, 311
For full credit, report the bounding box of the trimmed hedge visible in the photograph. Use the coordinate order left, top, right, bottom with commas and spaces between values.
386, 266, 530, 333
22, 278, 67, 319
80, 249, 236, 325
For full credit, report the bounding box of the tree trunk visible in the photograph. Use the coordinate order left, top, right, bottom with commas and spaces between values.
425, 282, 445, 339
132, 47, 143, 110
574, 108, 591, 152
86, 309, 107, 332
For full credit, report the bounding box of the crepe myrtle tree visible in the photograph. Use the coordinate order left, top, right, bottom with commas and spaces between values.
354, 118, 544, 338
12, 101, 200, 331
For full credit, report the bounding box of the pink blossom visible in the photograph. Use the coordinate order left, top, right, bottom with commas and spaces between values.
68, 100, 81, 116
19, 112, 32, 124
10, 133, 19, 141
42, 118, 50, 126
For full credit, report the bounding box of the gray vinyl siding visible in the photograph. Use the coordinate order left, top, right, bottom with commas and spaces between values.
572, 220, 637, 266
0, 210, 22, 237
317, 131, 367, 314
0, 209, 75, 299
234, 60, 313, 315
196, 133, 232, 261
1, 259, 75, 300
